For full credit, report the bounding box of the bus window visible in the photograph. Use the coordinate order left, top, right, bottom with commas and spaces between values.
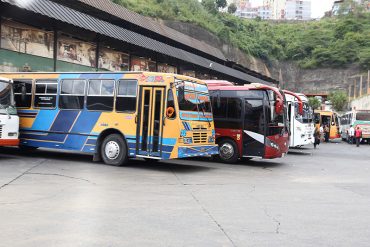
356, 112, 370, 121
87, 79, 114, 111
34, 80, 58, 108
244, 99, 265, 135
166, 89, 176, 119
227, 98, 242, 119
212, 97, 227, 118
116, 79, 137, 112
59, 79, 86, 110
13, 79, 32, 108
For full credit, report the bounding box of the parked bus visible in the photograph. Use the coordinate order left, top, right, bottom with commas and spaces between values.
0, 77, 19, 147
284, 91, 314, 148
0, 72, 218, 165
340, 110, 370, 143
314, 110, 341, 142
206, 80, 289, 163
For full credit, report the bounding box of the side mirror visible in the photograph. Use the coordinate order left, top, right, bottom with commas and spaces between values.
275, 98, 284, 115
298, 102, 303, 115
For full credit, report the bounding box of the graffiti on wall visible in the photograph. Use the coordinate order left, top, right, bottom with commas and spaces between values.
0, 19, 54, 59
130, 57, 156, 72
98, 48, 129, 71
58, 35, 96, 67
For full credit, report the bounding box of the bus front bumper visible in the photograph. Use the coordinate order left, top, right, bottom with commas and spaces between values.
178, 145, 219, 158
0, 139, 20, 146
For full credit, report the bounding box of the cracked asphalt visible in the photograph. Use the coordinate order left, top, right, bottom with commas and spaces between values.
1, 142, 370, 247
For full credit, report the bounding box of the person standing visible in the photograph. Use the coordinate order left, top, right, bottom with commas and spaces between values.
355, 126, 362, 147
348, 125, 355, 144
314, 126, 320, 149
324, 125, 330, 143
319, 125, 324, 142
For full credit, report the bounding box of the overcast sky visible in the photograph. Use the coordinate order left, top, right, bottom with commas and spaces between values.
249, 0, 336, 18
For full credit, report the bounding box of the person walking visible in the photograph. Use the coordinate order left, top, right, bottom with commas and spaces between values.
324, 125, 330, 143
314, 126, 320, 149
355, 126, 362, 147
319, 125, 324, 142
348, 125, 355, 144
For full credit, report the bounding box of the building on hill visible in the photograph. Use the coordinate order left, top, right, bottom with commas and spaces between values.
0, 0, 278, 85
284, 0, 311, 20
267, 0, 311, 20
234, 0, 271, 19
332, 0, 370, 15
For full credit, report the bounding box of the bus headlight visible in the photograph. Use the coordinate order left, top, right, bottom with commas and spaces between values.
180, 129, 187, 137
183, 137, 193, 144
208, 136, 215, 143
270, 142, 280, 150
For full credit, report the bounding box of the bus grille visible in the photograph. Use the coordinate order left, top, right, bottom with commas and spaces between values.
193, 126, 207, 131
0, 125, 2, 138
193, 132, 207, 144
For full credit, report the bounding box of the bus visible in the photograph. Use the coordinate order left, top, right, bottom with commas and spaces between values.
340, 110, 370, 143
284, 91, 314, 148
206, 80, 289, 163
314, 110, 341, 142
0, 72, 218, 165
0, 77, 19, 147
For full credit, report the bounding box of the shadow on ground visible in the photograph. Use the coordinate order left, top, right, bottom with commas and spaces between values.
0, 147, 214, 174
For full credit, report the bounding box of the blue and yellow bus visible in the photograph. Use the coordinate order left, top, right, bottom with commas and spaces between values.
0, 72, 218, 165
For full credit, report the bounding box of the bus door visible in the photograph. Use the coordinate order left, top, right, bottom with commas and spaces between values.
243, 98, 266, 157
137, 86, 165, 157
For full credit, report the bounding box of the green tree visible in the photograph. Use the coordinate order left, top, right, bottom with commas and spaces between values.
202, 0, 217, 14
328, 90, 348, 111
227, 3, 237, 14
216, 0, 227, 9
308, 97, 321, 110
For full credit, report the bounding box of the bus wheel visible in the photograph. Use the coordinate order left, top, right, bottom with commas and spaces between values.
218, 139, 239, 164
101, 134, 128, 166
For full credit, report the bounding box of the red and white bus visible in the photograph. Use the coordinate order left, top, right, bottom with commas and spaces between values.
205, 81, 289, 163
0, 77, 19, 147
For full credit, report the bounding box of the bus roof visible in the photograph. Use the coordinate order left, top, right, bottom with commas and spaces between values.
0, 72, 207, 85
0, 77, 12, 83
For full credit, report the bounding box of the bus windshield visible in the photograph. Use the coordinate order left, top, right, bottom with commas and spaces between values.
295, 102, 313, 123
356, 113, 370, 121
176, 80, 212, 121
0, 81, 16, 114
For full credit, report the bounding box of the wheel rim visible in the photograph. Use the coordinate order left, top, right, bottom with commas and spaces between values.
220, 143, 234, 160
105, 141, 120, 160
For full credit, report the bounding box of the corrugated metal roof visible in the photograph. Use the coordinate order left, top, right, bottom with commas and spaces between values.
75, 0, 227, 61
1, 0, 271, 84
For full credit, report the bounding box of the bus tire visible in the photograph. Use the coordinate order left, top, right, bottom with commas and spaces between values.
218, 139, 239, 164
19, 145, 38, 151
101, 134, 128, 166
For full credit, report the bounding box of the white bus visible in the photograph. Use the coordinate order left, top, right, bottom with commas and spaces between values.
340, 110, 370, 143
284, 91, 314, 148
0, 77, 19, 147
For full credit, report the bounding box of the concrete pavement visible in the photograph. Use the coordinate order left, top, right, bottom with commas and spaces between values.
0, 142, 369, 246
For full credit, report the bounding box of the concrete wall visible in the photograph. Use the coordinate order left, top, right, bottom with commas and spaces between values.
351, 95, 370, 110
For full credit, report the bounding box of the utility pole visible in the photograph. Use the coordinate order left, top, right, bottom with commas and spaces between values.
359, 75, 363, 97
366, 70, 370, 94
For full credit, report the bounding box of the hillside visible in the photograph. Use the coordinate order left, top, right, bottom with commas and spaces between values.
112, 0, 370, 70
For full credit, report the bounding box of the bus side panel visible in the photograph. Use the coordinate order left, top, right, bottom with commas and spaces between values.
20, 109, 102, 152
90, 112, 137, 157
